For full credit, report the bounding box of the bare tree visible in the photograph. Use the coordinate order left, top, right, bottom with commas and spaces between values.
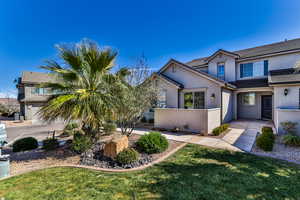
114, 55, 157, 136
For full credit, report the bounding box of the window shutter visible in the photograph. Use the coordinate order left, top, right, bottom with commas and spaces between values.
264, 60, 268, 76
240, 64, 244, 78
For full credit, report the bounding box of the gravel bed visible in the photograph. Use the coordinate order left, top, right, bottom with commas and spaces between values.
252, 135, 300, 163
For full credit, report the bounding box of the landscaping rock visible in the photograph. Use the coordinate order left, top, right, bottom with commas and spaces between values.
103, 134, 128, 159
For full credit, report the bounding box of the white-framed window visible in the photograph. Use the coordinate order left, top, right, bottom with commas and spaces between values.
31, 87, 51, 95
240, 60, 268, 78
242, 93, 256, 105
184, 91, 205, 109
217, 63, 225, 80
157, 89, 167, 108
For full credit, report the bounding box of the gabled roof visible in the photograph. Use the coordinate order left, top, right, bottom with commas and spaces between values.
153, 72, 184, 88
158, 59, 236, 89
205, 49, 240, 62
187, 38, 300, 67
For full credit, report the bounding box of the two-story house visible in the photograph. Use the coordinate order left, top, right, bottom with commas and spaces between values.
17, 71, 56, 123
153, 38, 300, 134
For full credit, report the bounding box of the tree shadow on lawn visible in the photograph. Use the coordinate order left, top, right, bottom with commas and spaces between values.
137, 145, 300, 200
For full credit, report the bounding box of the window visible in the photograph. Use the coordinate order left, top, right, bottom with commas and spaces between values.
31, 87, 51, 95
184, 92, 193, 109
157, 89, 167, 108
217, 63, 225, 80
194, 92, 205, 109
242, 93, 256, 105
184, 91, 205, 109
240, 60, 268, 78
172, 65, 176, 73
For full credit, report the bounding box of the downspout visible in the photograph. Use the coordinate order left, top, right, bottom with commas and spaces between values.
177, 89, 180, 108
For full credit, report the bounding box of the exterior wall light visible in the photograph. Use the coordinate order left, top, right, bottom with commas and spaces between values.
211, 93, 216, 99
284, 88, 289, 96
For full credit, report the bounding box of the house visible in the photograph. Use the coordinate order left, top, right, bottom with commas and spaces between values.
16, 71, 56, 123
153, 38, 300, 135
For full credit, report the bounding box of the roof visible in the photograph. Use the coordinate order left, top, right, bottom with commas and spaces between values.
269, 68, 300, 85
229, 79, 269, 88
187, 38, 300, 67
269, 68, 300, 76
21, 71, 57, 84
154, 73, 184, 88
159, 59, 236, 89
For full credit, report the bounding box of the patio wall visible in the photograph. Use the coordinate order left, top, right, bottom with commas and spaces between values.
154, 108, 221, 134
275, 108, 300, 136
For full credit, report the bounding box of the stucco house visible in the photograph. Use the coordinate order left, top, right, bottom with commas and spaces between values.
16, 71, 56, 123
153, 38, 300, 135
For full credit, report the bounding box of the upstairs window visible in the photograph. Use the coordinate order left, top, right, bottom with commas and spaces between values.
240, 60, 268, 78
217, 63, 225, 80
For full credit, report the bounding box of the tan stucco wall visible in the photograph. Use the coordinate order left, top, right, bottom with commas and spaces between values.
155, 78, 178, 108
273, 86, 300, 109
162, 64, 222, 109
154, 108, 221, 134
275, 109, 300, 136
208, 54, 236, 82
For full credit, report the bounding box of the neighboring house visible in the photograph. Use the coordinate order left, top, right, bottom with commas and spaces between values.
153, 38, 300, 134
16, 71, 56, 123
0, 98, 19, 112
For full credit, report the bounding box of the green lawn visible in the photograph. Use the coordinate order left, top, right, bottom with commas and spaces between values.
1, 144, 300, 200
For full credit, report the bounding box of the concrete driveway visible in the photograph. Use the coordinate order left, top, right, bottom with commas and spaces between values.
6, 123, 65, 144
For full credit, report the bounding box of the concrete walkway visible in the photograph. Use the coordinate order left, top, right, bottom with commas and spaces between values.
125, 120, 274, 152
224, 120, 274, 152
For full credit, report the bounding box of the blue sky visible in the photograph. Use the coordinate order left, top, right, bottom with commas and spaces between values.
1, 0, 300, 97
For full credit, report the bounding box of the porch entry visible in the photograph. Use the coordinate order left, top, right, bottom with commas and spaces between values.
237, 92, 273, 120
261, 95, 272, 120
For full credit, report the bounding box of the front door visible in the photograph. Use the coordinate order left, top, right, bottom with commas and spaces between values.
261, 95, 272, 120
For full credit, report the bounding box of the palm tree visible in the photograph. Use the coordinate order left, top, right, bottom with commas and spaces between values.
39, 39, 119, 136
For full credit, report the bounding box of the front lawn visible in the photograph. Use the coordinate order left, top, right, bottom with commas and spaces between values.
1, 144, 300, 200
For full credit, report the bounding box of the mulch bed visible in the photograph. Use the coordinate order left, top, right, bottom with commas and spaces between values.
6, 133, 183, 176
251, 135, 300, 164
80, 134, 183, 169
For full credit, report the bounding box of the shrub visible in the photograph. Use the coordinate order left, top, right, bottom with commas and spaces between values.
256, 130, 275, 151
212, 123, 230, 136
116, 148, 139, 164
136, 132, 169, 154
12, 137, 38, 152
283, 134, 300, 146
262, 126, 273, 133
42, 138, 59, 151
71, 132, 92, 153
103, 122, 117, 134
280, 121, 298, 135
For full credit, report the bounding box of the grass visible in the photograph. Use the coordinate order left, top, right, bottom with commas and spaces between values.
1, 144, 300, 200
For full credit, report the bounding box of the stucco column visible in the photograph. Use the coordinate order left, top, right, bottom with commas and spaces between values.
233, 92, 238, 120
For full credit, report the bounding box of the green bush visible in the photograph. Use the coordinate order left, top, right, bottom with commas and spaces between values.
116, 148, 139, 164
283, 134, 300, 146
136, 132, 169, 154
212, 123, 230, 136
42, 138, 60, 151
71, 132, 92, 153
256, 130, 275, 151
103, 122, 117, 134
262, 126, 273, 133
65, 122, 79, 130
12, 137, 38, 152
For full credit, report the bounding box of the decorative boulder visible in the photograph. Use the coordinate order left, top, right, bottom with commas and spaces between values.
103, 134, 128, 159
